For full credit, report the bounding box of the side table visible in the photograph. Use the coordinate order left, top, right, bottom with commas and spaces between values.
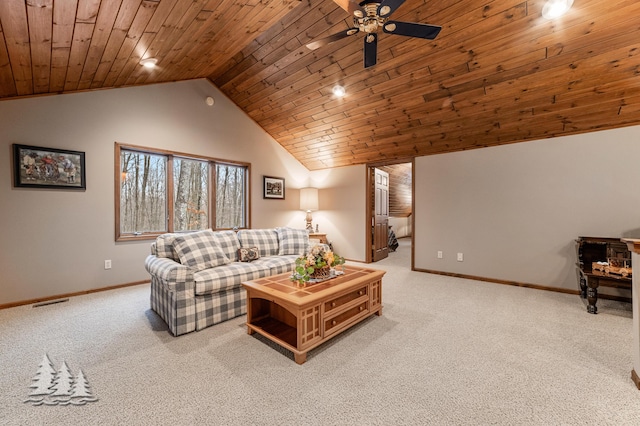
308, 232, 328, 244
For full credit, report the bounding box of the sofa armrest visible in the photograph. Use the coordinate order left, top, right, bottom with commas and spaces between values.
144, 255, 194, 291
146, 255, 197, 336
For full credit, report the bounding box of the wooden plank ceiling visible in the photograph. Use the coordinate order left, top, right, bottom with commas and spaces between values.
1, 1, 639, 171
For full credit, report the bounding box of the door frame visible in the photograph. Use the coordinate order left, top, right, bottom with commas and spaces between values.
365, 158, 415, 266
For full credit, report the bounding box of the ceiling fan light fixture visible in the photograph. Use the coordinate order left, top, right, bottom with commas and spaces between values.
542, 0, 573, 19
379, 6, 391, 16
140, 58, 158, 69
332, 85, 346, 97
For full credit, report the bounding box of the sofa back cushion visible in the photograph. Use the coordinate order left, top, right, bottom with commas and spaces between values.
209, 230, 241, 262
173, 229, 231, 272
236, 229, 279, 257
154, 233, 181, 261
276, 227, 309, 256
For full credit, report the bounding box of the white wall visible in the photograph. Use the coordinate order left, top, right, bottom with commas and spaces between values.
310, 165, 367, 262
10, 78, 635, 305
389, 216, 411, 238
414, 126, 640, 293
0, 80, 310, 305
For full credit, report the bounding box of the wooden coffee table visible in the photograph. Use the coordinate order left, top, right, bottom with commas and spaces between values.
242, 265, 385, 364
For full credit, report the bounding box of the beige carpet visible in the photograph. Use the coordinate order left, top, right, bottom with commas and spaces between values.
1, 238, 639, 425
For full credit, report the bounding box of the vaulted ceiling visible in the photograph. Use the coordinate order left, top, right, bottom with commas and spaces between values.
1, 0, 639, 170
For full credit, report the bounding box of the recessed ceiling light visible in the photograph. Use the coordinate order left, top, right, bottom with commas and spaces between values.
542, 0, 573, 19
332, 85, 346, 97
140, 58, 158, 69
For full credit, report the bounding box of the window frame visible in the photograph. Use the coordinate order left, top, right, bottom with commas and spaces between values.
115, 143, 251, 241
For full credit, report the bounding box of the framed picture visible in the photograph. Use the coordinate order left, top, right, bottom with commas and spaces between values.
13, 144, 86, 190
263, 175, 285, 199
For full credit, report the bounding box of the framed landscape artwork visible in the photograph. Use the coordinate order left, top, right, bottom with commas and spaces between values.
263, 175, 285, 199
13, 144, 86, 190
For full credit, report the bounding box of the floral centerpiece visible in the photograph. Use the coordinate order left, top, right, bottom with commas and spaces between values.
291, 245, 345, 284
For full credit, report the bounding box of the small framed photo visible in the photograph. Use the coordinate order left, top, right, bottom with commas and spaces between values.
263, 175, 285, 199
13, 144, 86, 190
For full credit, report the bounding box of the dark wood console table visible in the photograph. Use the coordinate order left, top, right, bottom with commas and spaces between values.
576, 236, 632, 314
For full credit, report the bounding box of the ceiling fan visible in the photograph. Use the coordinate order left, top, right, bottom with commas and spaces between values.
306, 0, 442, 68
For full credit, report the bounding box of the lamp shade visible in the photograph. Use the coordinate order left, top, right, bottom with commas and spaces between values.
299, 187, 319, 211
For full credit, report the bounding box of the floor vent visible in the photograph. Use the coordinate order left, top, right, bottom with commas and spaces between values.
33, 298, 69, 308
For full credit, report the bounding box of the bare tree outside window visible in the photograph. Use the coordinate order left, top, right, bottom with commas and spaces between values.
216, 164, 246, 229
120, 151, 167, 234
174, 158, 208, 232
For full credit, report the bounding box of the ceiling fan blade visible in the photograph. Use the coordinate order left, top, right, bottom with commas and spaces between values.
377, 0, 407, 17
364, 33, 377, 68
306, 28, 360, 50
383, 21, 442, 40
332, 0, 365, 15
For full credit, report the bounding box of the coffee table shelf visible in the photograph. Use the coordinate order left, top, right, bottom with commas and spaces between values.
251, 316, 297, 348
243, 265, 384, 364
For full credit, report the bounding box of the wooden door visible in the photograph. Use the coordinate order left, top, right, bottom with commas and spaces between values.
372, 168, 389, 262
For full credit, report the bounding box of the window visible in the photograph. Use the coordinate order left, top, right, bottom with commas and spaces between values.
174, 158, 208, 232
119, 151, 167, 234
115, 143, 250, 241
215, 163, 246, 229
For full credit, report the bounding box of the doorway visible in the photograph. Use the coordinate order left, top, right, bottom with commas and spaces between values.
365, 161, 413, 265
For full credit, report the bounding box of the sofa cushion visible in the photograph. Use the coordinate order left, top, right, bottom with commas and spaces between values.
237, 229, 279, 257
155, 233, 181, 261
173, 229, 231, 272
276, 227, 309, 256
209, 230, 241, 262
193, 262, 269, 295
253, 255, 299, 275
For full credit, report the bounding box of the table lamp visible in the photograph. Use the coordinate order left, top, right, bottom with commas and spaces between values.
299, 187, 319, 232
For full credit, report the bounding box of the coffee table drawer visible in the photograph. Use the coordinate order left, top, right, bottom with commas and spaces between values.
324, 300, 368, 335
324, 285, 368, 314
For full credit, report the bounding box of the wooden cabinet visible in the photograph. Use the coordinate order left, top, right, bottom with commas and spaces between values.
576, 236, 632, 314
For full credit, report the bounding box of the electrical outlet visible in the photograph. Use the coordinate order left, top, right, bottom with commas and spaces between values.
104, 260, 112, 270
457, 253, 463, 262
437, 251, 443, 259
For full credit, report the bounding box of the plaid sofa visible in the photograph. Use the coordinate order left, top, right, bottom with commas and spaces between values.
145, 227, 309, 336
